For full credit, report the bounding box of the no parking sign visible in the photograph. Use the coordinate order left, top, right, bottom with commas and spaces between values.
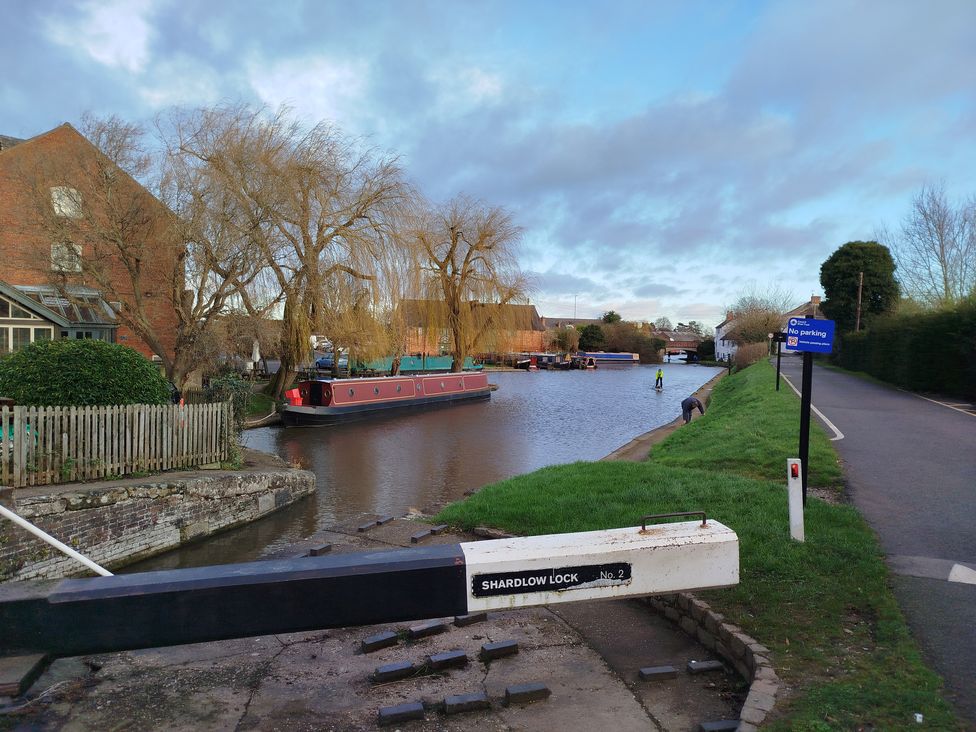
785, 317, 835, 353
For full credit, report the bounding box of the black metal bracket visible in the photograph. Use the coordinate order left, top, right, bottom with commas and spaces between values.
640, 511, 707, 531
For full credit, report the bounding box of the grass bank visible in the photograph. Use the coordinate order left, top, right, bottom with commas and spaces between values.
436, 361, 960, 730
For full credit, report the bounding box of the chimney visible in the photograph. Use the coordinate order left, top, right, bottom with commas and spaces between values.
811, 296, 821, 305
726, 310, 733, 321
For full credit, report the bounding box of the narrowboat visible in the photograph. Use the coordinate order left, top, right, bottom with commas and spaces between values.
577, 351, 640, 365
282, 372, 491, 425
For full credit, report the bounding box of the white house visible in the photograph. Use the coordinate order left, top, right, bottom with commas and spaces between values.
714, 311, 738, 361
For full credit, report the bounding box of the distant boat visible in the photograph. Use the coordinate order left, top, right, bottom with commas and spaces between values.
282, 373, 491, 426
577, 351, 639, 364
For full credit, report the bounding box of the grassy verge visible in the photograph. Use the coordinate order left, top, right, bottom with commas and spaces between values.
246, 388, 276, 418
436, 361, 960, 730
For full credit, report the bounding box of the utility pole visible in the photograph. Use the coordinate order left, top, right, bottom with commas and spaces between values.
855, 271, 864, 332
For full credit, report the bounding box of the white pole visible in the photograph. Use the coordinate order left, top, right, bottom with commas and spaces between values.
787, 458, 805, 542
0, 502, 113, 577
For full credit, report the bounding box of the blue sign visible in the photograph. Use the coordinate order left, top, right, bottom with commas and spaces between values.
785, 317, 835, 353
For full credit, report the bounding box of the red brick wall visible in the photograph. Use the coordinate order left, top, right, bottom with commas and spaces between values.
0, 125, 178, 361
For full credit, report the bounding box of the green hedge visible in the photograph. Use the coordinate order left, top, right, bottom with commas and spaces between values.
0, 339, 170, 406
834, 303, 976, 398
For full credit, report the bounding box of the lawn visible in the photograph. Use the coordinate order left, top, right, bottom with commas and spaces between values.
436, 361, 960, 730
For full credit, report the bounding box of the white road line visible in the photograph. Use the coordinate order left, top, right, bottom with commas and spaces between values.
948, 563, 976, 585
906, 392, 976, 417
780, 372, 845, 441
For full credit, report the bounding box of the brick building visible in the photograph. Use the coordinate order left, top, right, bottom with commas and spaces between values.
0, 124, 178, 362
399, 300, 546, 355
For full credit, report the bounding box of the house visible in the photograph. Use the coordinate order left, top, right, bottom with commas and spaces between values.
714, 312, 738, 361
0, 124, 178, 360
398, 300, 546, 355
714, 296, 827, 361
541, 316, 604, 330
782, 295, 824, 322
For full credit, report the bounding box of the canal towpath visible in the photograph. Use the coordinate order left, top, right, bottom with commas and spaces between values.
777, 355, 976, 725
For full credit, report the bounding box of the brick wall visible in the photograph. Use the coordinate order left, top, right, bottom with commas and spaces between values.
0, 124, 178, 361
0, 467, 315, 581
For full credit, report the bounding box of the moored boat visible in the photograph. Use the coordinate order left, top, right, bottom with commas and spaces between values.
282, 372, 491, 425
577, 351, 639, 365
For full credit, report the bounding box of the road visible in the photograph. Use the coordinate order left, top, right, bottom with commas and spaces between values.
778, 355, 976, 723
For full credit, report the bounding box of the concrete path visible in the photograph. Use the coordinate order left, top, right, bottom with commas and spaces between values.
778, 355, 976, 723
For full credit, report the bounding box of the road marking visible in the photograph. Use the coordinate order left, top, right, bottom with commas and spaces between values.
904, 392, 976, 417
780, 372, 845, 441
948, 563, 976, 585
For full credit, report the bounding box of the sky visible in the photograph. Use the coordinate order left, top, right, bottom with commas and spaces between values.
3, 0, 975, 328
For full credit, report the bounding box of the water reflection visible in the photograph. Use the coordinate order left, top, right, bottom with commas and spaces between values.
128, 364, 720, 570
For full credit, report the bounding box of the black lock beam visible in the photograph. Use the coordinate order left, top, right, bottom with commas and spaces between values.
0, 543, 467, 657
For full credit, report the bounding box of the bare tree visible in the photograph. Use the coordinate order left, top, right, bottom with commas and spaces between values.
410, 195, 528, 371
653, 317, 673, 331
13, 114, 268, 388
887, 183, 976, 308
171, 105, 411, 397
725, 284, 796, 344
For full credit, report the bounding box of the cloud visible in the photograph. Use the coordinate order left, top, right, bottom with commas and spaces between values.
528, 270, 602, 295
44, 0, 156, 73
139, 55, 222, 108
247, 55, 369, 125
633, 282, 682, 297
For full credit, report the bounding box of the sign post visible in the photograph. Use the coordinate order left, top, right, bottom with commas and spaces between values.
770, 332, 787, 390
785, 317, 835, 504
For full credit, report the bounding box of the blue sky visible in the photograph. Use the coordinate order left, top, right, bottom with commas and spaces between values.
3, 0, 975, 327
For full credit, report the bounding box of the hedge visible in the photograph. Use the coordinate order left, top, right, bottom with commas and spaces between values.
833, 303, 976, 398
0, 339, 170, 406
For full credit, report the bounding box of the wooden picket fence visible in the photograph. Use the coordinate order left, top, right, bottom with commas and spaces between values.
0, 402, 233, 488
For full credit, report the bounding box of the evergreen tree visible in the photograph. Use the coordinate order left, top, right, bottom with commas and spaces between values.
820, 241, 899, 331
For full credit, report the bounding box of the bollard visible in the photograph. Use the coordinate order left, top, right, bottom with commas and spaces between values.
787, 458, 805, 542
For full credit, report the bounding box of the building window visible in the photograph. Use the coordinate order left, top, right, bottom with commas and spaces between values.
51, 243, 82, 273
12, 328, 31, 351
0, 326, 54, 353
0, 297, 37, 320
50, 186, 83, 218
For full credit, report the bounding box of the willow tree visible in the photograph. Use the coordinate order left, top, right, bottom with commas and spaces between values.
172, 105, 410, 397
411, 196, 528, 371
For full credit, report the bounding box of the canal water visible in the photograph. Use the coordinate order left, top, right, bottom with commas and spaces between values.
129, 363, 721, 570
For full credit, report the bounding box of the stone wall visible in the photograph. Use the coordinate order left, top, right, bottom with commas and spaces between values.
0, 467, 315, 582
644, 593, 780, 731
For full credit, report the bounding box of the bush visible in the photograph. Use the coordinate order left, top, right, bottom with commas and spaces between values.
834, 303, 976, 398
734, 342, 768, 369
0, 339, 169, 406
204, 371, 251, 436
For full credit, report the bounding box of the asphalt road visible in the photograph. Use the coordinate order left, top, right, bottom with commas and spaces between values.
778, 355, 976, 723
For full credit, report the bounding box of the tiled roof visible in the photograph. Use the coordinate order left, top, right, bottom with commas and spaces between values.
0, 134, 26, 152
399, 299, 545, 330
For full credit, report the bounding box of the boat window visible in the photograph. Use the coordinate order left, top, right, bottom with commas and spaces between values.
440, 381, 445, 389
396, 385, 402, 393
373, 387, 380, 395
348, 388, 355, 396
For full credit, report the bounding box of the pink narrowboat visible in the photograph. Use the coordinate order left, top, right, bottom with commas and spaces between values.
282, 373, 491, 425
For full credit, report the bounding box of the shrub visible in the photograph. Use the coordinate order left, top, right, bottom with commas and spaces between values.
204, 371, 251, 436
0, 339, 169, 406
834, 303, 976, 398
734, 342, 768, 369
